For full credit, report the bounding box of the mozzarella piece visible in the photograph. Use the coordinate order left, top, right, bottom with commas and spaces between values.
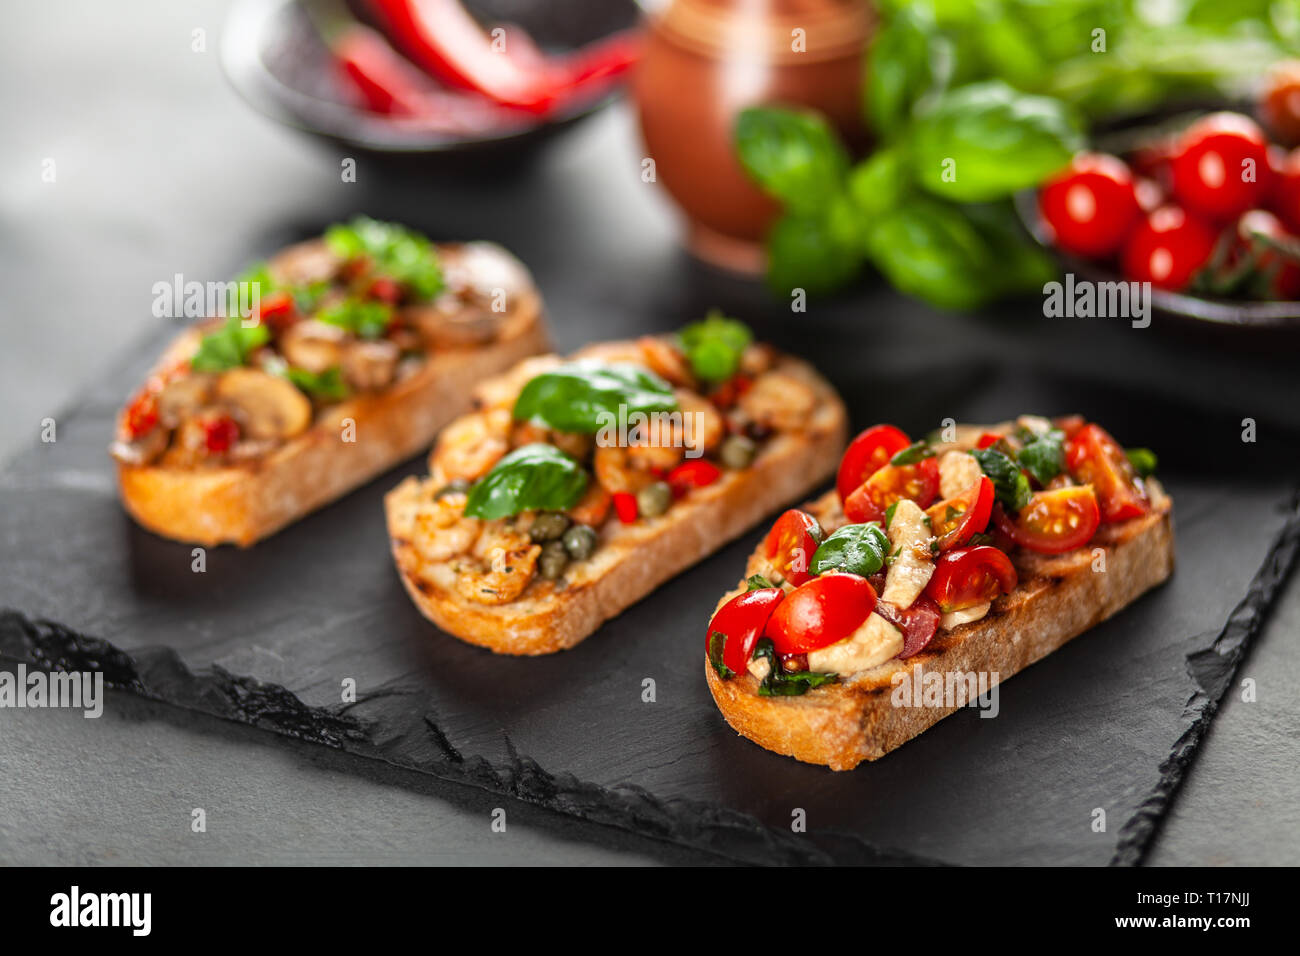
747, 656, 771, 681
807, 613, 903, 675
881, 499, 934, 609
940, 601, 991, 629
938, 449, 984, 501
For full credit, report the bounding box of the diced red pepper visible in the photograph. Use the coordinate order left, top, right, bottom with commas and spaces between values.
203, 416, 240, 454
612, 492, 638, 524
976, 432, 1002, 449
667, 459, 722, 497
122, 390, 159, 440
256, 290, 297, 332
369, 277, 403, 305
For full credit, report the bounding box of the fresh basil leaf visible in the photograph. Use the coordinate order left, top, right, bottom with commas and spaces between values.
752, 638, 837, 697
746, 574, 775, 591
191, 315, 270, 372
734, 107, 850, 215
1126, 447, 1158, 477
890, 440, 935, 466
285, 365, 349, 401
707, 631, 734, 679
677, 312, 752, 383
318, 297, 394, 339
971, 447, 1033, 512
885, 501, 899, 528
512, 360, 678, 435
867, 3, 939, 140
909, 81, 1084, 202
1017, 429, 1065, 485
324, 217, 443, 301
865, 195, 1000, 310
811, 523, 889, 578
463, 444, 589, 520
848, 147, 912, 221
766, 200, 864, 296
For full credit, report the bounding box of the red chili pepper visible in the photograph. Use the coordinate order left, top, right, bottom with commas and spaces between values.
203, 416, 240, 454
667, 459, 722, 497
256, 289, 297, 331
612, 492, 638, 524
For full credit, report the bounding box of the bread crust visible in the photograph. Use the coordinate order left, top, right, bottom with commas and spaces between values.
706, 480, 1175, 770
116, 243, 550, 547
385, 353, 849, 655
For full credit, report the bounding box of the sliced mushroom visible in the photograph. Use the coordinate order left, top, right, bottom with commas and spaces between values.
280, 320, 347, 374
406, 296, 504, 348
341, 339, 400, 391
156, 374, 215, 428
441, 241, 532, 299
267, 239, 339, 286
109, 427, 168, 466
214, 368, 312, 440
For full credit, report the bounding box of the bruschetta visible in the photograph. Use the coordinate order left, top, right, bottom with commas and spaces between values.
112, 218, 550, 546
704, 416, 1174, 770
384, 314, 849, 655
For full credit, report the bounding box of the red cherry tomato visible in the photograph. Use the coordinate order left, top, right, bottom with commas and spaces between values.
875, 596, 941, 659
993, 486, 1100, 554
924, 546, 1018, 614
1121, 205, 1217, 290
706, 587, 784, 675
1038, 153, 1142, 258
764, 572, 877, 655
762, 509, 823, 587
1234, 210, 1300, 299
1270, 148, 1300, 235
1170, 113, 1273, 221
836, 424, 911, 502
1261, 61, 1300, 146
202, 415, 240, 454
612, 491, 638, 523
843, 457, 940, 524
667, 459, 721, 497
1065, 424, 1148, 523
926, 475, 994, 552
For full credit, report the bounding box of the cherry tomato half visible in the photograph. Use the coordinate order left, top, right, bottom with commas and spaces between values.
1170, 112, 1273, 221
875, 595, 941, 659
1038, 153, 1142, 258
924, 546, 1018, 614
836, 424, 911, 503
1065, 424, 1148, 524
843, 457, 940, 524
762, 509, 824, 587
706, 587, 785, 675
926, 475, 994, 552
1121, 205, 1217, 291
764, 572, 877, 656
993, 486, 1100, 554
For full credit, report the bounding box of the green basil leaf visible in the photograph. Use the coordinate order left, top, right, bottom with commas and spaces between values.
191, 315, 270, 372
885, 501, 899, 528
677, 312, 753, 383
867, 3, 939, 140
1126, 447, 1158, 477
765, 199, 864, 296
752, 638, 838, 697
909, 81, 1084, 202
324, 217, 443, 301
463, 444, 589, 520
317, 297, 394, 340
890, 440, 935, 466
1017, 429, 1065, 485
746, 574, 775, 591
512, 360, 678, 434
811, 523, 889, 578
707, 631, 734, 679
971, 447, 1033, 512
285, 365, 349, 401
734, 107, 850, 214
848, 147, 912, 221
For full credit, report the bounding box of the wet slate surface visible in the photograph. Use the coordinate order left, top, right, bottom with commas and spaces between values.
2, 297, 1297, 864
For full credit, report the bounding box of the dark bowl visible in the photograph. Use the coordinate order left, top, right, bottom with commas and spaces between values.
221, 0, 642, 163
1015, 104, 1300, 337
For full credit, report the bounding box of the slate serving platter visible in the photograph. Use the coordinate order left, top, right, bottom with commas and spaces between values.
3, 219, 1298, 865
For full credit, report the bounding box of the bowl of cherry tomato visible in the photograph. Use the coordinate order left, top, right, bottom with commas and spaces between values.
1019, 63, 1300, 333
222, 0, 642, 162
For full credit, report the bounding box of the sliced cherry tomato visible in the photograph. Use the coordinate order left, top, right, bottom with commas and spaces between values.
762, 509, 823, 587
926, 475, 994, 552
611, 491, 638, 524
976, 432, 1002, 449
924, 546, 1018, 614
122, 389, 159, 440
1038, 152, 1142, 258
1121, 204, 1217, 290
202, 415, 240, 454
1065, 424, 1148, 523
993, 486, 1100, 554
843, 456, 940, 524
667, 459, 722, 497
706, 587, 784, 675
874, 596, 941, 659
1170, 113, 1273, 221
763, 572, 876, 655
836, 424, 911, 502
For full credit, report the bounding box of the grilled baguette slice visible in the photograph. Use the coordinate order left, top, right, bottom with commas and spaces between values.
385, 349, 848, 655
117, 241, 549, 547
706, 480, 1174, 770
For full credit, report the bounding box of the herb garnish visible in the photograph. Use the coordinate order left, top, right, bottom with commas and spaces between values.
463, 444, 589, 520
751, 638, 837, 696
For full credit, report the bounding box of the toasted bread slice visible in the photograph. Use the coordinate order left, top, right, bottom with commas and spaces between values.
385, 350, 848, 655
117, 241, 549, 547
706, 479, 1174, 770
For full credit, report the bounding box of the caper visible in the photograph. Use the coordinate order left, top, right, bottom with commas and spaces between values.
636, 480, 673, 518
562, 524, 597, 561
433, 478, 471, 500
538, 540, 569, 580
529, 511, 571, 543
719, 434, 757, 469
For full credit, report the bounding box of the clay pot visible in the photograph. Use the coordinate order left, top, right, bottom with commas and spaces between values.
633, 0, 872, 272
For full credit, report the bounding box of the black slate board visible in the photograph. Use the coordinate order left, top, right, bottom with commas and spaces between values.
3, 281, 1298, 864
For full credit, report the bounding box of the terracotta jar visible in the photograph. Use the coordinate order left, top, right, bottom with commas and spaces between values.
633, 0, 873, 272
